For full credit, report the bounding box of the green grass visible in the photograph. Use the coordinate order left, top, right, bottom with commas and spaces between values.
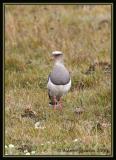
5, 4, 111, 156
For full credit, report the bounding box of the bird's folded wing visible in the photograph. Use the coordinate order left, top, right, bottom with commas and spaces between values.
49, 65, 70, 85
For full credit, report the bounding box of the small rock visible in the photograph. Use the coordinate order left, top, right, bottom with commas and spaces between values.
73, 139, 78, 142
31, 151, 36, 154
25, 152, 30, 155
41, 143, 44, 146
9, 144, 14, 148
35, 121, 45, 129
5, 145, 8, 149
24, 149, 28, 153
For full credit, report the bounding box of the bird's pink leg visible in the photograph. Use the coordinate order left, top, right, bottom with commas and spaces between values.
53, 96, 57, 110
59, 97, 62, 111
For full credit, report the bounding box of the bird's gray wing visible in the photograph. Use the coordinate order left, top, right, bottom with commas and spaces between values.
47, 73, 51, 97
49, 65, 70, 85
47, 72, 61, 103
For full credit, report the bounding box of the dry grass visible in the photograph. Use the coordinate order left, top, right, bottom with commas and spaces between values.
5, 4, 112, 156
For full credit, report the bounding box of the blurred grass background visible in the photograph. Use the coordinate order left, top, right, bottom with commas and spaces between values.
5, 4, 112, 155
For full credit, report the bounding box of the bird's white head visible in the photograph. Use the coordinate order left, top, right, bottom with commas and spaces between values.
52, 51, 63, 56
52, 51, 64, 64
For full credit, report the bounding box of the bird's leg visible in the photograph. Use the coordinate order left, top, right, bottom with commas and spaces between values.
59, 97, 62, 111
53, 96, 57, 110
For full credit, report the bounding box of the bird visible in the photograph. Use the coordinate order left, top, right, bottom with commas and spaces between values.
47, 51, 71, 110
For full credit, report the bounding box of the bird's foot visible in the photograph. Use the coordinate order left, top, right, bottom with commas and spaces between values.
59, 98, 63, 111
53, 96, 57, 111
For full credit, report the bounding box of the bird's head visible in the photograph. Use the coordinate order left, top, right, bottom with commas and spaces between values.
51, 51, 64, 64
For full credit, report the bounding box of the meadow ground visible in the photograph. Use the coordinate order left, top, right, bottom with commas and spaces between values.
5, 4, 112, 156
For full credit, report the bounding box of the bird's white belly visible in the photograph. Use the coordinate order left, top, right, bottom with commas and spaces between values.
47, 78, 71, 97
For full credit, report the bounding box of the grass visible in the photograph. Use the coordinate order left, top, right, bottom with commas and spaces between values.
5, 4, 111, 156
